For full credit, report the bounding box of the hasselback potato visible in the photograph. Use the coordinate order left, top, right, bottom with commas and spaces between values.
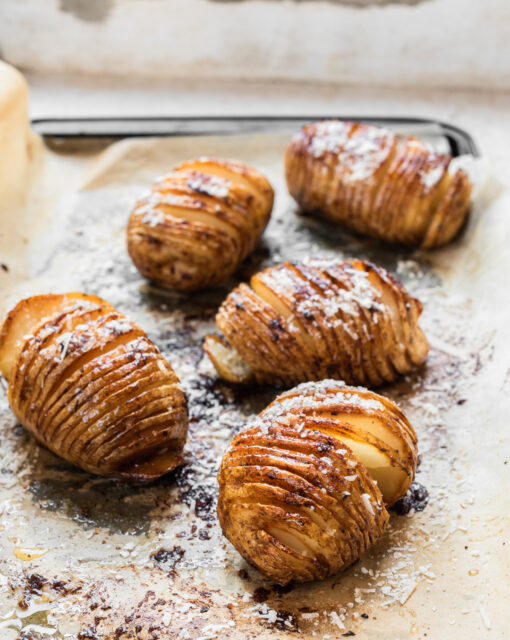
203, 259, 429, 387
218, 380, 418, 584
0, 293, 188, 478
127, 157, 274, 292
285, 120, 472, 249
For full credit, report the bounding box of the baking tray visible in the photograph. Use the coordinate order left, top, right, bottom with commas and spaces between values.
0, 116, 507, 640
32, 116, 480, 157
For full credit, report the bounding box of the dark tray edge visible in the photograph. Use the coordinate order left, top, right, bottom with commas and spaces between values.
31, 116, 479, 158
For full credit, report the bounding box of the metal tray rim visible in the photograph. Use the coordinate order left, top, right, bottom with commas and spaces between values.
30, 115, 479, 157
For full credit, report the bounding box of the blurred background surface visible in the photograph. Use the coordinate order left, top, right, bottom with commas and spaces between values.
1, 0, 509, 91
0, 0, 508, 167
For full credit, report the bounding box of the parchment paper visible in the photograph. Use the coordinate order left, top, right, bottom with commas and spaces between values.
0, 132, 507, 640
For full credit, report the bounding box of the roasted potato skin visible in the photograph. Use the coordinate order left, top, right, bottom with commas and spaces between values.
204, 259, 429, 387
285, 120, 472, 249
217, 381, 418, 585
127, 157, 274, 292
0, 294, 188, 479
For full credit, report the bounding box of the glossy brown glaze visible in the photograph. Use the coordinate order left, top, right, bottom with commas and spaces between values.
0, 293, 188, 478
127, 157, 274, 292
218, 381, 418, 585
285, 120, 472, 248
204, 259, 429, 387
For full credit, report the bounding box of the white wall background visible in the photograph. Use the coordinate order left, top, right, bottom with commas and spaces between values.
1, 0, 509, 90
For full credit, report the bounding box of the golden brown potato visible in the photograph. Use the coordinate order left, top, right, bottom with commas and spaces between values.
218, 380, 418, 584
127, 157, 274, 292
0, 293, 188, 479
285, 120, 473, 249
203, 259, 429, 387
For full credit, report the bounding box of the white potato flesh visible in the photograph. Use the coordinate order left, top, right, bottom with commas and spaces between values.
203, 335, 252, 383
